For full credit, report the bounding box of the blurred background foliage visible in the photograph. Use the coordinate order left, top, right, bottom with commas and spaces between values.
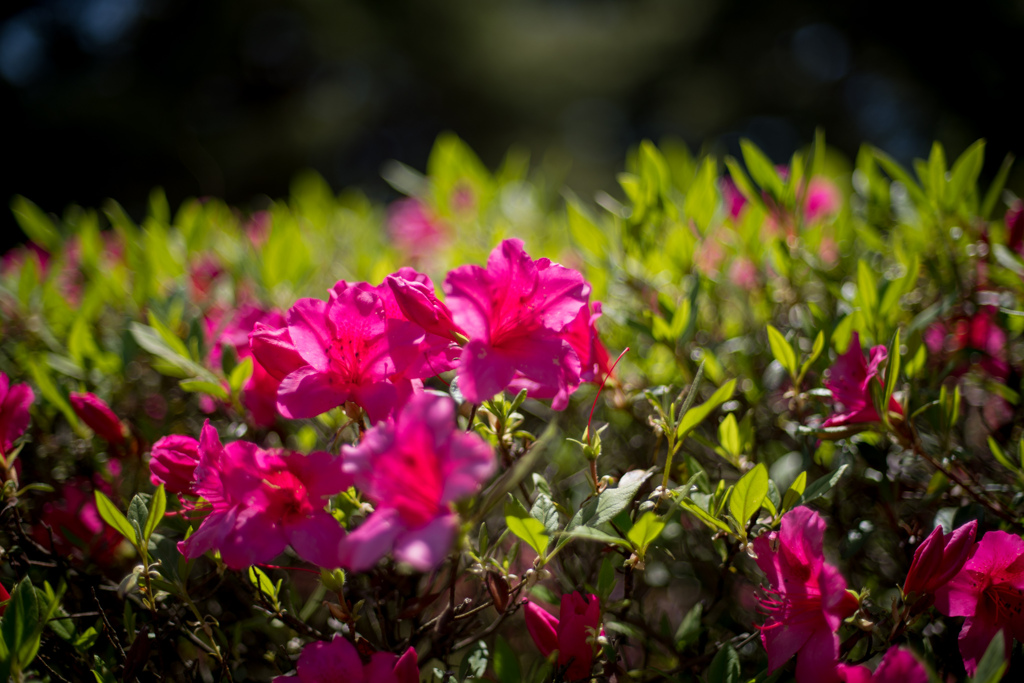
3, 0, 1024, 249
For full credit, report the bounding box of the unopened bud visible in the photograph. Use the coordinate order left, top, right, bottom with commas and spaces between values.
320, 568, 346, 593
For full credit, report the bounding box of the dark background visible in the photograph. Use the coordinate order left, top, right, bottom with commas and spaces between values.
2, 0, 1022, 250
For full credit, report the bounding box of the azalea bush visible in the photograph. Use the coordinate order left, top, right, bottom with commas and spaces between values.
2, 131, 1024, 683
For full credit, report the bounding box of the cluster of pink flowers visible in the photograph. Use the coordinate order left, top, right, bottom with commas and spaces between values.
246, 239, 607, 422
158, 393, 494, 573
759, 506, 1022, 679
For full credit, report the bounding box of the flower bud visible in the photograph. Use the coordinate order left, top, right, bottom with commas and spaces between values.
148, 434, 200, 494
320, 568, 346, 593
387, 274, 464, 341
70, 392, 126, 445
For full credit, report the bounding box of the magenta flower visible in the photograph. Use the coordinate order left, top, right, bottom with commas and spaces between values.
903, 520, 977, 602
836, 647, 928, 683
524, 592, 602, 681
823, 332, 903, 428
252, 275, 456, 423
34, 479, 124, 566
70, 392, 126, 446
0, 372, 34, 457
753, 506, 859, 683
0, 580, 8, 616
923, 306, 1009, 381
387, 198, 449, 261
178, 422, 350, 569
803, 177, 842, 222
935, 530, 1024, 676
148, 434, 200, 494
339, 393, 494, 572
265, 285, 415, 422
444, 239, 590, 408
207, 304, 289, 427
273, 636, 418, 683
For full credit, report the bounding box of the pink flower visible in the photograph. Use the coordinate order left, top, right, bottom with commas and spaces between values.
836, 647, 928, 683
823, 332, 903, 428
903, 520, 977, 603
803, 177, 842, 222
0, 581, 8, 616
0, 372, 34, 457
935, 530, 1024, 676
387, 198, 449, 260
509, 300, 614, 400
207, 305, 289, 427
444, 239, 590, 408
753, 506, 859, 683
253, 275, 455, 423
524, 592, 602, 681
339, 393, 494, 572
264, 285, 413, 422
923, 306, 1009, 381
178, 422, 350, 569
70, 392, 126, 446
720, 178, 747, 219
273, 636, 418, 683
148, 434, 200, 494
35, 479, 124, 566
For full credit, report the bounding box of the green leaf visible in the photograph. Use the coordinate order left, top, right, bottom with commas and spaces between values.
459, 639, 489, 680
1, 578, 40, 668
492, 635, 521, 683
94, 490, 137, 546
558, 525, 631, 548
530, 493, 559, 537
506, 516, 550, 558
145, 485, 166, 542
707, 643, 740, 683
677, 379, 737, 439
987, 438, 1018, 472
627, 512, 665, 555
126, 495, 149, 546
797, 331, 826, 385
740, 139, 784, 198
26, 357, 80, 431
947, 139, 985, 208
718, 413, 741, 457
596, 554, 618, 603
678, 498, 733, 535
856, 260, 878, 326
781, 471, 808, 513
724, 157, 764, 210
673, 602, 702, 652
229, 356, 254, 395
566, 469, 653, 534
766, 325, 797, 379
981, 153, 1014, 219
883, 328, 901, 417
728, 464, 769, 536
11, 196, 61, 251
970, 630, 1007, 683
130, 322, 214, 381
179, 379, 229, 402
873, 147, 927, 205
797, 464, 850, 507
